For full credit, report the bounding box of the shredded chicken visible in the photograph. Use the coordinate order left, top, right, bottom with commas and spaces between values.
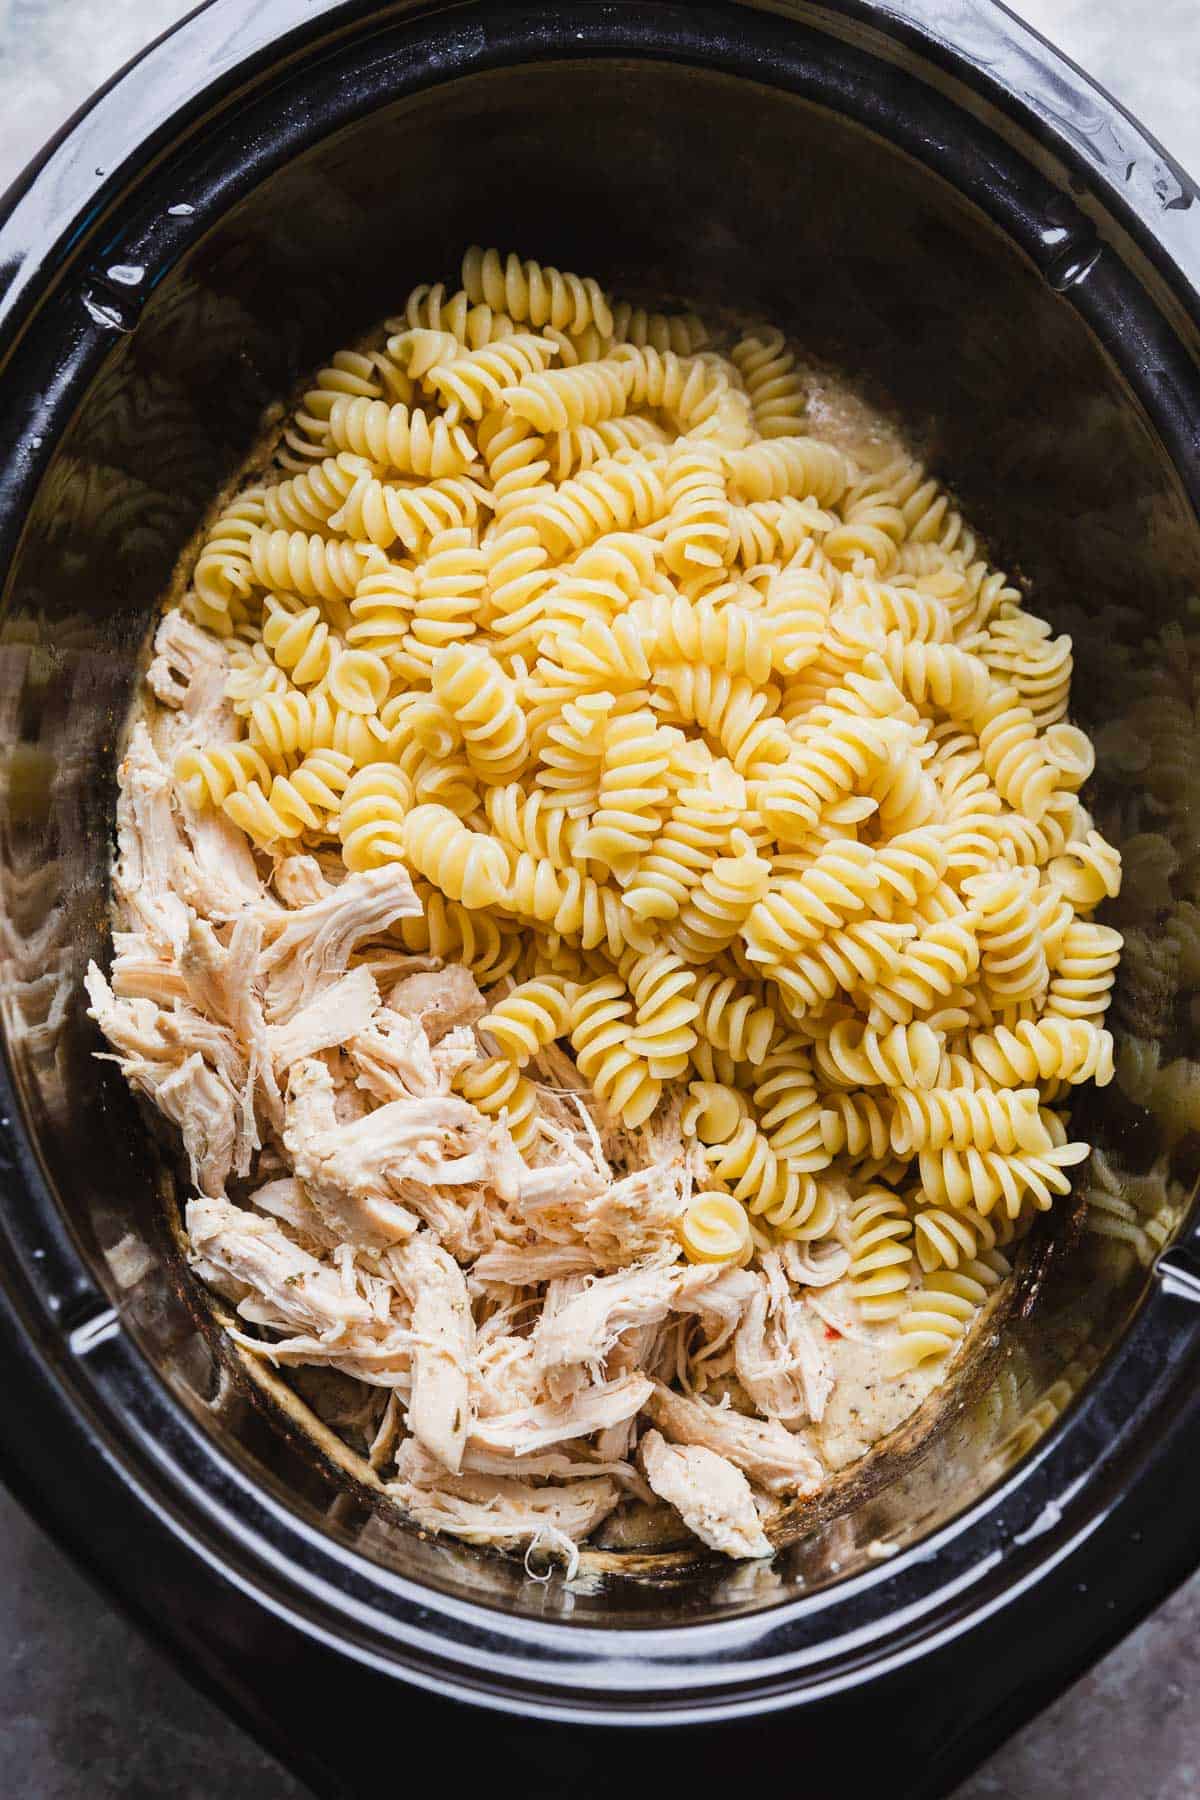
468, 1372, 652, 1459
388, 966, 486, 1042
640, 1429, 773, 1561
390, 1439, 621, 1571
272, 966, 380, 1072
734, 1255, 832, 1427
390, 1234, 474, 1473
257, 867, 421, 1020
188, 1193, 373, 1328
644, 1382, 823, 1498
92, 666, 870, 1570
112, 724, 190, 953
531, 1257, 700, 1395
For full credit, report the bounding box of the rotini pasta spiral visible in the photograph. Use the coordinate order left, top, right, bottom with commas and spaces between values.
512, 452, 668, 557
964, 868, 1049, 1007
262, 452, 368, 534
725, 437, 850, 508
324, 395, 478, 477
175, 739, 272, 808
972, 684, 1060, 822
426, 332, 557, 422
402, 803, 508, 909
246, 687, 389, 768
753, 1048, 829, 1171
581, 708, 678, 875
730, 329, 806, 439
970, 603, 1073, 729
189, 488, 265, 633
337, 762, 413, 871
394, 880, 520, 985
661, 444, 730, 576
758, 713, 896, 842
677, 1191, 753, 1265
570, 976, 660, 1127
260, 594, 336, 687
621, 950, 700, 1080
913, 1203, 1014, 1273
886, 1256, 1009, 1372
814, 1020, 943, 1091
629, 592, 774, 685
700, 1102, 834, 1240
225, 748, 353, 847
390, 278, 517, 347
432, 643, 529, 785
326, 648, 390, 715
502, 358, 630, 433
846, 1190, 914, 1322
330, 470, 491, 554
692, 971, 776, 1066
889, 1085, 1051, 1156
462, 245, 614, 339
968, 1018, 1115, 1088
623, 771, 746, 922
484, 782, 589, 865
454, 1055, 538, 1152
671, 837, 772, 962
248, 526, 378, 602
655, 663, 790, 778
478, 976, 575, 1064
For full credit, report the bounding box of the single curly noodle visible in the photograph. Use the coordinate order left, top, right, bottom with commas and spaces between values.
91, 245, 1120, 1573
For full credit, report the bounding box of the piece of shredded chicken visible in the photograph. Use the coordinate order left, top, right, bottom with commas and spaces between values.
639, 1429, 773, 1561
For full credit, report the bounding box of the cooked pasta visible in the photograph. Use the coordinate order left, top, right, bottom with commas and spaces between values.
94, 245, 1123, 1571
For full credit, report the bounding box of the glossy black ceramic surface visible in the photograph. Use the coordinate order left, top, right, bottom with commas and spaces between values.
0, 4, 1198, 1794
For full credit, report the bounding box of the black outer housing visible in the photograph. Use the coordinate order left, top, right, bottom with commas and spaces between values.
0, 3, 1199, 1795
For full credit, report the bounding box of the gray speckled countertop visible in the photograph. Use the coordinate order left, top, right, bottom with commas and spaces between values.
2, 2, 1199, 1794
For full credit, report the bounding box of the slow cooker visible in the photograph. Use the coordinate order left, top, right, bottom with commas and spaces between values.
1, 2, 1199, 1793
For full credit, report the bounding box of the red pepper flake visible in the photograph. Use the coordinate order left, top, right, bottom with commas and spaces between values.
824, 1325, 842, 1341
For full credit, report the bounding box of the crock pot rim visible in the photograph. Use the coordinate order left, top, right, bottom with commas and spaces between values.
0, 0, 1198, 1759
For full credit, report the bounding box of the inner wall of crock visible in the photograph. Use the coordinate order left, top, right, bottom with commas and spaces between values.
3, 53, 1197, 1623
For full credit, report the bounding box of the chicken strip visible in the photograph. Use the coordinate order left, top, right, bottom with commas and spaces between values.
271, 966, 381, 1073
146, 610, 229, 713
85, 963, 250, 1190
175, 799, 271, 922
639, 1429, 773, 1561
513, 1160, 686, 1268
644, 1381, 823, 1498
249, 1176, 341, 1251
390, 1234, 475, 1474
108, 932, 189, 1005
470, 1241, 603, 1287
734, 1255, 832, 1427
391, 1439, 621, 1565
285, 1058, 520, 1249
387, 966, 486, 1044
468, 1372, 652, 1460
257, 866, 421, 1020
187, 1194, 375, 1333
532, 1257, 692, 1391
181, 913, 281, 1133
345, 1004, 441, 1102
112, 723, 190, 953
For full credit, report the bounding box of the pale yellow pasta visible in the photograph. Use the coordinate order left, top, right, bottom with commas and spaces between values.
155, 245, 1120, 1418
677, 1191, 754, 1265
